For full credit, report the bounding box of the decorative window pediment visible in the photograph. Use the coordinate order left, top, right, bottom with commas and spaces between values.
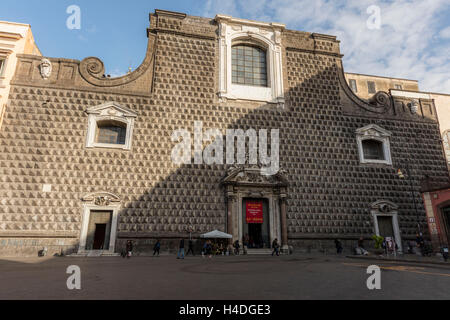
85, 102, 137, 150
215, 15, 285, 107
81, 192, 121, 206
356, 124, 392, 165
221, 165, 288, 187
370, 200, 398, 213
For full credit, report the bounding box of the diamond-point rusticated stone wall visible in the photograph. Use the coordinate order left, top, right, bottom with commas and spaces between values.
0, 9, 448, 256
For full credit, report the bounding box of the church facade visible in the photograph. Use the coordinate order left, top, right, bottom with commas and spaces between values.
0, 9, 448, 256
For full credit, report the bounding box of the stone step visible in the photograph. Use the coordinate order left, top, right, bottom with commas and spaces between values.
68, 251, 120, 257
246, 249, 273, 255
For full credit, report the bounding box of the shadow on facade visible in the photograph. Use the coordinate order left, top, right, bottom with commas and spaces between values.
103, 62, 448, 256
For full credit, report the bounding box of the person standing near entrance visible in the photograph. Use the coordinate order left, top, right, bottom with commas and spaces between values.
177, 238, 185, 259
271, 238, 279, 256
243, 234, 249, 255
126, 240, 133, 259
186, 239, 195, 256
356, 236, 368, 255
153, 239, 161, 256
416, 233, 425, 256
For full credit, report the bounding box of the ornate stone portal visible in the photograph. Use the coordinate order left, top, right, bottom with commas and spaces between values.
221, 165, 289, 252
79, 192, 121, 255
370, 200, 402, 252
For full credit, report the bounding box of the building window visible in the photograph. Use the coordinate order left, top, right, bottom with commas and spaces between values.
394, 84, 402, 90
367, 81, 376, 94
349, 79, 357, 92
362, 139, 384, 160
356, 124, 392, 165
216, 15, 285, 106
96, 121, 127, 145
86, 102, 137, 150
232, 45, 267, 87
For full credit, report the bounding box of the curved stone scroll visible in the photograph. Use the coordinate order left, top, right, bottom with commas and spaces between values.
79, 33, 156, 87
337, 59, 393, 114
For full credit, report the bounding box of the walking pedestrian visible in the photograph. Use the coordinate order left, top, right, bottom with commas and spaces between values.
243, 234, 249, 255
416, 233, 425, 256
202, 241, 208, 258
153, 239, 161, 256
177, 238, 185, 259
334, 239, 343, 254
206, 240, 213, 258
233, 240, 240, 255
186, 239, 195, 256
126, 240, 133, 259
271, 238, 280, 256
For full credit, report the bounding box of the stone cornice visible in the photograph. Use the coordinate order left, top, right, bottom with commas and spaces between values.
215, 14, 285, 30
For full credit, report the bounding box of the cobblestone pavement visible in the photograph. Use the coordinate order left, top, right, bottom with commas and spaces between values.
0, 254, 449, 300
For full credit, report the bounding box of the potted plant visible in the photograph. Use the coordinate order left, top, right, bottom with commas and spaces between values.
371, 234, 384, 255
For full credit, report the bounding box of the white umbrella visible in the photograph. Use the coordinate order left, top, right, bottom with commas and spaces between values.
200, 230, 232, 239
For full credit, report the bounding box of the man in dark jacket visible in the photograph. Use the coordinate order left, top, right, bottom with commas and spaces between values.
416, 233, 425, 255
272, 238, 280, 256
153, 239, 161, 256
233, 240, 240, 255
186, 239, 195, 256
126, 240, 133, 259
334, 239, 343, 254
177, 238, 185, 259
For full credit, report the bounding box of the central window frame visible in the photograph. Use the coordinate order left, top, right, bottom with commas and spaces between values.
85, 101, 137, 151
356, 124, 392, 166
216, 14, 285, 107
231, 43, 268, 87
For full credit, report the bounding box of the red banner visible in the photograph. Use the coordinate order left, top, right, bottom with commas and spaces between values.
246, 201, 263, 224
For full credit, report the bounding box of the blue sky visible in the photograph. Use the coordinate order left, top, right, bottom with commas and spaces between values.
2, 0, 449, 93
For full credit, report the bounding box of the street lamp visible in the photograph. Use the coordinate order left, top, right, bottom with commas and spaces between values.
396, 165, 421, 234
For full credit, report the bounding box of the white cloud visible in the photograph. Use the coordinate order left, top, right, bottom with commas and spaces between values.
440, 26, 450, 39
108, 68, 127, 78
202, 0, 450, 93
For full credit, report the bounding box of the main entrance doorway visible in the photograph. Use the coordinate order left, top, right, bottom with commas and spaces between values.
242, 198, 270, 248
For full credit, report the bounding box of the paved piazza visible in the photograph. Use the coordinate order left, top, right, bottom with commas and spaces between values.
0, 254, 449, 300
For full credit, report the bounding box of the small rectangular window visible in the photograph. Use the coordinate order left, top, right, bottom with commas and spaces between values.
349, 79, 357, 92
394, 84, 402, 90
367, 81, 376, 94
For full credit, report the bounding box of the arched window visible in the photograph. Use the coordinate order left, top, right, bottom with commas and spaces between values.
362, 139, 385, 160
95, 120, 126, 145
231, 45, 267, 87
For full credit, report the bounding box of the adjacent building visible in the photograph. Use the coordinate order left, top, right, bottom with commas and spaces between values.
0, 21, 41, 129
345, 73, 450, 251
344, 72, 419, 100
0, 10, 448, 256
